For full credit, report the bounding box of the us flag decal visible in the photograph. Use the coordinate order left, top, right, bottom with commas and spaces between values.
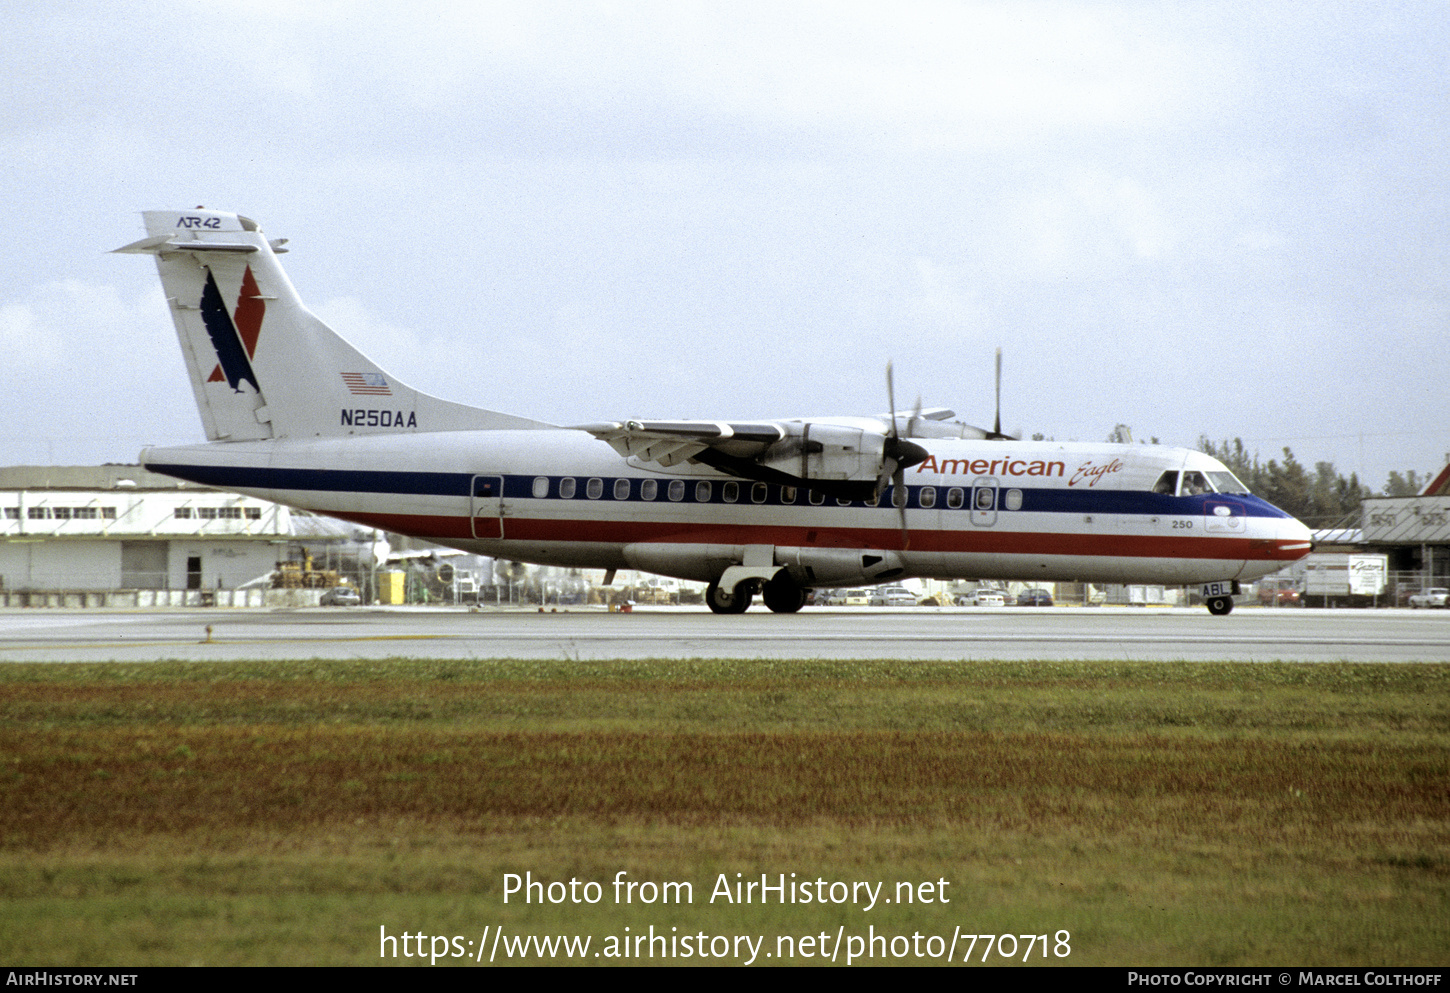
342, 372, 391, 395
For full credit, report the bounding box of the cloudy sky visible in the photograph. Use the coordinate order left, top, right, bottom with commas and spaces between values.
3, 1, 1446, 492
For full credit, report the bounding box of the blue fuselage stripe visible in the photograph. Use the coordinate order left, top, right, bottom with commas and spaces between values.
146, 463, 1293, 519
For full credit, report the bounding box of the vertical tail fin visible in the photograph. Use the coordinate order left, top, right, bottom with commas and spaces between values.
115, 208, 550, 440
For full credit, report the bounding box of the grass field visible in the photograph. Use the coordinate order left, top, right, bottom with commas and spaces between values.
0, 659, 1445, 966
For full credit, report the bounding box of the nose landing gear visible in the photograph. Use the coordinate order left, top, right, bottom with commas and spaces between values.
1200, 580, 1240, 616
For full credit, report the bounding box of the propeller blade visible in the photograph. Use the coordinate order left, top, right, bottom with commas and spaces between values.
993, 347, 1002, 438
879, 360, 923, 548
894, 465, 910, 550
877, 360, 902, 499
875, 456, 896, 500
885, 361, 898, 439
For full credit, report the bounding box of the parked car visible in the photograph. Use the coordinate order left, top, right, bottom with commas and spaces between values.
1408, 588, 1449, 608
961, 589, 1006, 607
1016, 588, 1054, 607
870, 586, 918, 607
843, 590, 872, 606
1257, 580, 1301, 606
319, 586, 362, 606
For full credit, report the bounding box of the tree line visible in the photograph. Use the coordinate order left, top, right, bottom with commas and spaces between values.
1196, 437, 1433, 531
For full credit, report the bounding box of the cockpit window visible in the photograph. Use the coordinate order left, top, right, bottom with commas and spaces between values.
1206, 471, 1249, 495
1154, 468, 1249, 497
1181, 471, 1211, 495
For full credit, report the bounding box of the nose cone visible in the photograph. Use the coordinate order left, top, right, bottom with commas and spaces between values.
1278, 515, 1315, 560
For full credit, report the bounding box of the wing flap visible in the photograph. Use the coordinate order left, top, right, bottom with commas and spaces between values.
578, 419, 788, 465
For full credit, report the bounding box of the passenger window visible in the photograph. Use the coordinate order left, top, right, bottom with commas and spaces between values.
613, 478, 630, 500
892, 486, 908, 509
668, 480, 685, 502
695, 481, 712, 502
919, 486, 936, 509
641, 479, 658, 501
975, 488, 994, 511
586, 478, 603, 499
532, 476, 550, 499
780, 486, 797, 505
809, 489, 826, 506
722, 481, 739, 503
751, 483, 768, 504
947, 487, 964, 509
559, 477, 577, 499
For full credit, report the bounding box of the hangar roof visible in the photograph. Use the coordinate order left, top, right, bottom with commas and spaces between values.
0, 464, 210, 491
1424, 463, 1450, 497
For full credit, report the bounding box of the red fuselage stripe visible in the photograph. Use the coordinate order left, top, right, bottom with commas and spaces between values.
323, 511, 1304, 561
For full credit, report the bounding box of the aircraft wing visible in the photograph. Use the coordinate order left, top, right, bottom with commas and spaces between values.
574, 418, 927, 500
574, 420, 787, 467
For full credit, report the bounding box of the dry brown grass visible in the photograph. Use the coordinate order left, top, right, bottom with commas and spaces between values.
0, 660, 1445, 964
3, 726, 1445, 846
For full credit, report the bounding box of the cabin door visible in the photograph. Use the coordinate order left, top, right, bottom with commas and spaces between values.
471, 475, 505, 539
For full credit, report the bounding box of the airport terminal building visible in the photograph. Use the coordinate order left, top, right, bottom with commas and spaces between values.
1360, 462, 1450, 591
0, 465, 291, 606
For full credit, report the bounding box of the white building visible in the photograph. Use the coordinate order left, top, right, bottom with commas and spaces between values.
1, 465, 290, 604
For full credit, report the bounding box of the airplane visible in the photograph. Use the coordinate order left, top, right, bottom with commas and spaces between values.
115, 208, 1314, 616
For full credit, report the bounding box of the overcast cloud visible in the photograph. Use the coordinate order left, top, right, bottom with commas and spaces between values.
2, 1, 1446, 490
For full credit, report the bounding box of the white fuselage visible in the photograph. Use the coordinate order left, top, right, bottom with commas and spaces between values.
143, 431, 1314, 589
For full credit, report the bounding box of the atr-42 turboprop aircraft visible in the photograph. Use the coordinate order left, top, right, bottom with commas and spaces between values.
116, 208, 1313, 615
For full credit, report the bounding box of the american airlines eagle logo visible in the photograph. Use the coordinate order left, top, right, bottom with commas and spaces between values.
200, 266, 265, 393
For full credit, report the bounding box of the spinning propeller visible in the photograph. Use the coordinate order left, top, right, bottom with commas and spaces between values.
876, 350, 1024, 546
986, 347, 1018, 441
878, 362, 927, 548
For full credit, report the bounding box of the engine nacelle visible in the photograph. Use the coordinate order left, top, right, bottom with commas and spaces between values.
756, 423, 883, 485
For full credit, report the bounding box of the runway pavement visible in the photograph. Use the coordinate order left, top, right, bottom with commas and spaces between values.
0, 605, 1446, 663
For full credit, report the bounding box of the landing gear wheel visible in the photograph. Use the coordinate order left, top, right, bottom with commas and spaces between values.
762, 573, 807, 614
1206, 596, 1234, 616
706, 579, 752, 614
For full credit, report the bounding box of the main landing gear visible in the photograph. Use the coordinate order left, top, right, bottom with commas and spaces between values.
1206, 596, 1234, 616
762, 572, 808, 614
705, 573, 809, 614
705, 578, 752, 614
